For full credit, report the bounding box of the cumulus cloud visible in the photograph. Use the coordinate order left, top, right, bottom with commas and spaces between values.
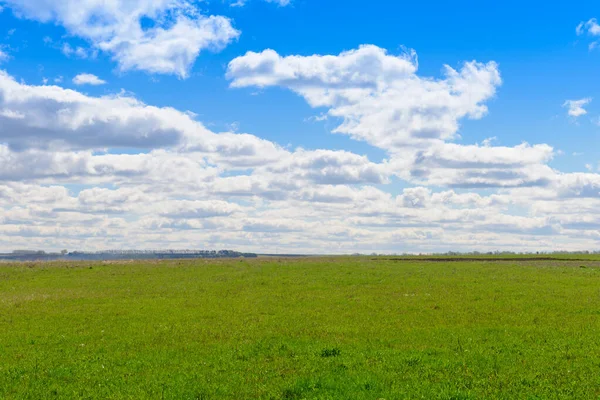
231, 0, 291, 7
0, 48, 7, 62
577, 18, 600, 36
0, 69, 388, 182
73, 73, 106, 86
228, 45, 501, 150
227, 45, 558, 190
0, 70, 282, 157
563, 98, 592, 117
262, 149, 390, 185
62, 43, 97, 59
1, 0, 240, 77
159, 200, 242, 219
0, 70, 190, 150
397, 142, 555, 188
576, 19, 600, 50
0, 52, 597, 253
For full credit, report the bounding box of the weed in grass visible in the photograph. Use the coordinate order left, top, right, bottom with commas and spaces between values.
320, 347, 341, 358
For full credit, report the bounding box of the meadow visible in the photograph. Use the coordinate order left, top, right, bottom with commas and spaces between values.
1, 256, 600, 399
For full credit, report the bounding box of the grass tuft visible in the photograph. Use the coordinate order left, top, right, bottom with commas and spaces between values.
320, 347, 341, 358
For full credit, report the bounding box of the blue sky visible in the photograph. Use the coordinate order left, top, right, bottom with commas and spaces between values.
0, 0, 600, 253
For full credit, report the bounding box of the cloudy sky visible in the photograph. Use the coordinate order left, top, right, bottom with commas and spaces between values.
0, 1, 599, 253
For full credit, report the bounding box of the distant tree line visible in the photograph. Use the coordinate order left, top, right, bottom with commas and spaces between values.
0, 249, 258, 261
355, 250, 600, 256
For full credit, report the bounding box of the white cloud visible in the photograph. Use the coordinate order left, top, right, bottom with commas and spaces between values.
160, 200, 242, 219
0, 56, 598, 253
396, 142, 555, 188
264, 0, 291, 5
1, 0, 240, 77
0, 48, 8, 62
481, 136, 497, 147
0, 69, 385, 182
62, 43, 97, 59
231, 0, 291, 7
227, 45, 558, 189
228, 45, 500, 150
577, 18, 600, 36
100, 15, 239, 77
0, 70, 188, 150
73, 73, 106, 86
262, 149, 390, 185
563, 98, 592, 117
228, 45, 417, 92
576, 19, 600, 51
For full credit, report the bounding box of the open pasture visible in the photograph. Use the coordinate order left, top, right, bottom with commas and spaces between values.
1, 256, 600, 399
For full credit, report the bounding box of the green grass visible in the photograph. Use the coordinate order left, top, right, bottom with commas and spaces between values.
1, 257, 600, 399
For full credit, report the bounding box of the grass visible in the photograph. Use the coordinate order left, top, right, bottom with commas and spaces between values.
1, 257, 600, 399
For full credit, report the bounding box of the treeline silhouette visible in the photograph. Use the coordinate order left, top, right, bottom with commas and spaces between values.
0, 249, 258, 261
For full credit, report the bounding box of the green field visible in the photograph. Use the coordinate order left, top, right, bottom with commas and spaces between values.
1, 257, 600, 399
